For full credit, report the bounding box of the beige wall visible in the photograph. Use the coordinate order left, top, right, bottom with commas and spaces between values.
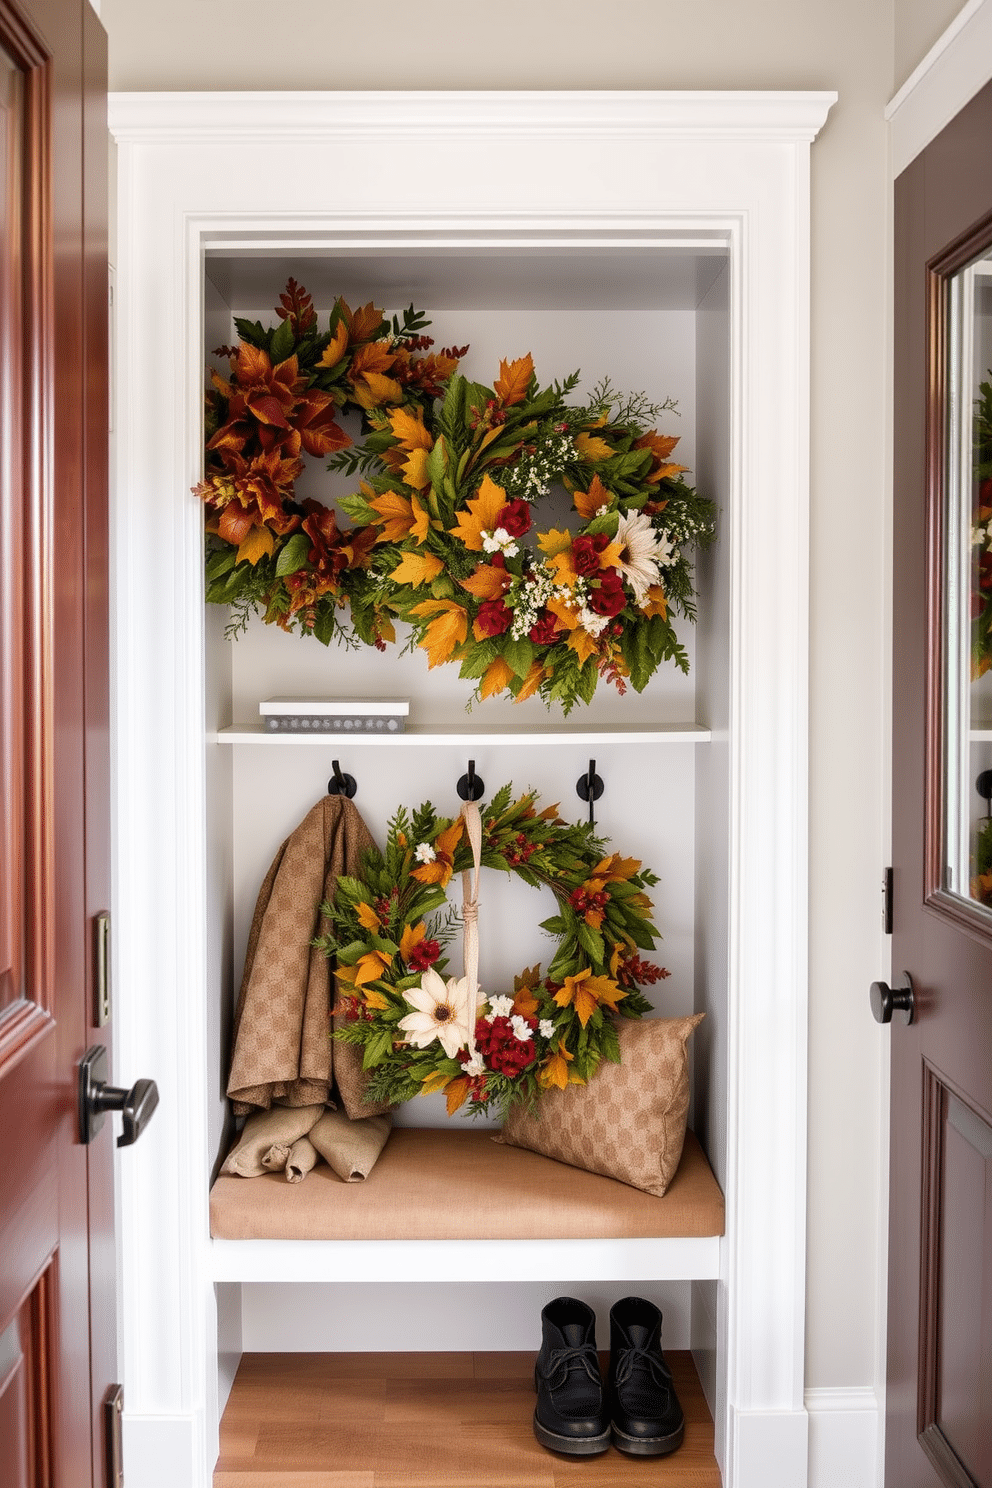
103, 0, 966, 1399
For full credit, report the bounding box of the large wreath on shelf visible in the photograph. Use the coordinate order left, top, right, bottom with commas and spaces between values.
196, 279, 716, 714
317, 783, 670, 1118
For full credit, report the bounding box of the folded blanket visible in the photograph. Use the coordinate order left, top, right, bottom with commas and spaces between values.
285, 1136, 319, 1184
227, 794, 379, 1114
219, 1104, 325, 1177
308, 1109, 393, 1182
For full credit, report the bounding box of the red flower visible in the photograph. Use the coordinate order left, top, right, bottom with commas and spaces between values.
475, 599, 513, 637
407, 938, 441, 973
474, 1015, 536, 1077
529, 611, 561, 646
496, 499, 532, 538
572, 532, 609, 577
588, 569, 626, 617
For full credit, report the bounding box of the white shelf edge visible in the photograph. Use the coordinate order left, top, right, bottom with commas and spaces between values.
208, 1233, 722, 1285
971, 729, 992, 742
210, 722, 712, 747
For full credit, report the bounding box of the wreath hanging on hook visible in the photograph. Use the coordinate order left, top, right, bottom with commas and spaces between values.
317, 782, 670, 1119
196, 279, 716, 713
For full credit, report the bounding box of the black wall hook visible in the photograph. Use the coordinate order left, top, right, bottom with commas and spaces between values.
576, 759, 605, 826
978, 769, 992, 818
327, 760, 358, 799
456, 759, 486, 802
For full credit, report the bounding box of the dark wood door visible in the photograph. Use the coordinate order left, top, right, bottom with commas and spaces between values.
0, 1, 113, 1485
888, 80, 992, 1488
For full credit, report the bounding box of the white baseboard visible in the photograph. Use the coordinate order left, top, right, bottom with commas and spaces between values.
122, 1413, 201, 1488
806, 1388, 880, 1488
731, 1407, 809, 1488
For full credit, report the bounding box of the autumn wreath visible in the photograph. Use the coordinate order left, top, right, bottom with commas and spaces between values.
196, 279, 716, 712
318, 784, 670, 1118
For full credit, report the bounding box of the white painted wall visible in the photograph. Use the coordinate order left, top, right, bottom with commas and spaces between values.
96, 0, 977, 1430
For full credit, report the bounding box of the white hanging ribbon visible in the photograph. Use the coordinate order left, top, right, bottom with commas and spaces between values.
459, 798, 483, 1053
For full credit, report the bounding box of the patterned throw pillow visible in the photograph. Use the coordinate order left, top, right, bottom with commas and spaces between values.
497, 1014, 704, 1197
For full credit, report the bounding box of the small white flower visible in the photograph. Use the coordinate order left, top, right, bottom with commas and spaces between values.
414, 842, 436, 864
463, 1051, 486, 1078
579, 607, 609, 638
539, 1019, 556, 1039
596, 504, 609, 517
486, 994, 514, 1021
481, 527, 519, 558
510, 1015, 534, 1042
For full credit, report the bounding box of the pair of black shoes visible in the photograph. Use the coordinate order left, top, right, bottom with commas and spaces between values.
533, 1295, 684, 1458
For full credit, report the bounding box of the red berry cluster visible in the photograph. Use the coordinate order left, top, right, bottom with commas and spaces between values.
505, 832, 539, 867
473, 1015, 536, 1077
569, 885, 609, 916
407, 938, 442, 973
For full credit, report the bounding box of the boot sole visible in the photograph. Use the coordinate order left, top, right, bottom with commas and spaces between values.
533, 1412, 611, 1456
612, 1420, 685, 1457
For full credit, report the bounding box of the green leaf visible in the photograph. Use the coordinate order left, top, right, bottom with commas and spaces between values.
501, 636, 536, 680
274, 532, 310, 577
269, 315, 295, 364
576, 921, 605, 964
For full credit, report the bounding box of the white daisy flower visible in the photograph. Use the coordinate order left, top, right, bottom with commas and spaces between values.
397, 968, 473, 1060
614, 510, 671, 606
486, 994, 514, 1021
414, 842, 436, 864
538, 1019, 556, 1039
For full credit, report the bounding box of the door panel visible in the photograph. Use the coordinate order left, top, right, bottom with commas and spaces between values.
889, 78, 992, 1488
0, 1, 112, 1485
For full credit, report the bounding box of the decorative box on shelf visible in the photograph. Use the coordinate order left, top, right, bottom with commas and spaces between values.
259, 698, 410, 735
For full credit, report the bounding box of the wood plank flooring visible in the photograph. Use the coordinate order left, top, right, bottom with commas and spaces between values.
214, 1351, 721, 1487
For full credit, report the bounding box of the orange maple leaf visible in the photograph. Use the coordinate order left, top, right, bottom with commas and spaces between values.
409, 599, 469, 669
317, 321, 349, 370
553, 970, 626, 1027
566, 629, 599, 665
367, 490, 418, 544
354, 949, 393, 987
402, 448, 432, 491
480, 656, 515, 700
461, 563, 511, 601
450, 476, 508, 551
236, 525, 275, 566
514, 660, 549, 703
592, 854, 643, 883
362, 986, 389, 1011
538, 1041, 584, 1091
420, 1069, 452, 1096
494, 353, 534, 407
352, 372, 404, 410
512, 966, 542, 1019
572, 474, 614, 521
411, 818, 465, 887
390, 551, 444, 587
642, 584, 668, 619
445, 1076, 470, 1115
336, 298, 384, 345
388, 405, 434, 453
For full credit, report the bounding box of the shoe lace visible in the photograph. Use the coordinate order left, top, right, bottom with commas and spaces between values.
614, 1344, 673, 1392
542, 1344, 601, 1391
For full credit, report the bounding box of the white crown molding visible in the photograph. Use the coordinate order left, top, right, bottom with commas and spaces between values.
109, 88, 836, 143
109, 89, 831, 1487
887, 0, 992, 176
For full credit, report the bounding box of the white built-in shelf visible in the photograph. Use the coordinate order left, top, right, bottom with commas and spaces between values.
211, 722, 712, 747
208, 1233, 721, 1285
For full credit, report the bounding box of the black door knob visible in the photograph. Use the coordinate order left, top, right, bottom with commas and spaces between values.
869, 971, 915, 1026
79, 1044, 160, 1147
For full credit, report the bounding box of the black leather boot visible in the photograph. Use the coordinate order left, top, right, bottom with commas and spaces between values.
533, 1296, 610, 1456
608, 1296, 685, 1456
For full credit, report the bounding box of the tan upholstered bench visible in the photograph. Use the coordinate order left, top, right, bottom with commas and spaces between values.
209, 1127, 724, 1243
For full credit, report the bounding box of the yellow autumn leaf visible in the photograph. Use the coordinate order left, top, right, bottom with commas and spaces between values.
572, 474, 614, 521
480, 655, 515, 699
514, 660, 548, 703
553, 969, 626, 1027
388, 405, 434, 452
402, 447, 431, 490
494, 353, 534, 407
317, 321, 349, 369
538, 1040, 576, 1091
461, 564, 510, 601
536, 528, 573, 559
390, 550, 445, 588
420, 1068, 452, 1096
450, 475, 508, 551
575, 431, 614, 462
566, 629, 599, 665
399, 921, 427, 961
592, 854, 642, 882
409, 599, 469, 668
236, 525, 275, 566
445, 1076, 470, 1115
410, 494, 430, 544
367, 490, 417, 543
352, 372, 404, 409
547, 549, 579, 588
355, 901, 381, 932
642, 584, 668, 619
362, 986, 389, 1010
546, 596, 581, 632
354, 949, 393, 986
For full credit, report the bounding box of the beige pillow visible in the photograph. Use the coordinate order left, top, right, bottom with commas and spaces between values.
498, 1014, 704, 1197
219, 1103, 325, 1177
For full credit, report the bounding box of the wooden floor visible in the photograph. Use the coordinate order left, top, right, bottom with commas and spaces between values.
214, 1350, 721, 1487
